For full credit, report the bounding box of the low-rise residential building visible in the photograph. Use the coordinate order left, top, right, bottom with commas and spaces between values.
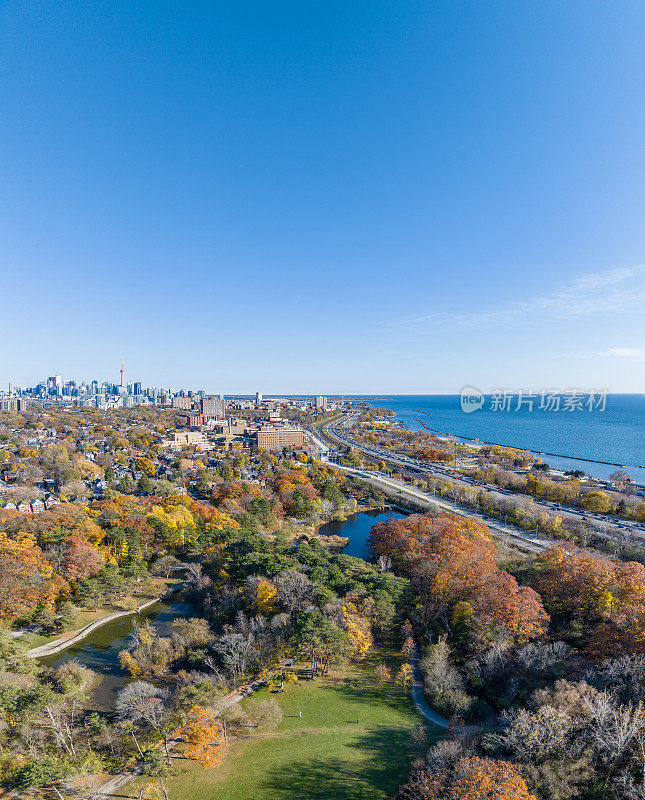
163, 430, 214, 451
31, 498, 44, 514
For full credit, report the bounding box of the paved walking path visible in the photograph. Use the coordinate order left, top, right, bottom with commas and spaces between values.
409, 643, 450, 729
27, 596, 162, 658
94, 679, 264, 797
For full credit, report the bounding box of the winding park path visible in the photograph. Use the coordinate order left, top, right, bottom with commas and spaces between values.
410, 643, 450, 729
94, 679, 265, 797
26, 596, 162, 659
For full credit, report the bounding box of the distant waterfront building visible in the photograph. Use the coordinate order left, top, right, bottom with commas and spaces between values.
315, 396, 328, 409
255, 392, 263, 408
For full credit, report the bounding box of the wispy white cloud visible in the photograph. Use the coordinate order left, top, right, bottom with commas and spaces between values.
597, 347, 645, 358
402, 264, 645, 329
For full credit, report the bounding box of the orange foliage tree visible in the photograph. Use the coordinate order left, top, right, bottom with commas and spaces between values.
531, 546, 616, 618
63, 535, 103, 580
407, 754, 537, 800
370, 514, 548, 645
0, 540, 68, 618
179, 705, 228, 769
531, 545, 645, 658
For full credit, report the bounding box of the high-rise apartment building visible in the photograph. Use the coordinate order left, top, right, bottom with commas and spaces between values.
201, 397, 225, 418
255, 426, 305, 451
171, 396, 193, 410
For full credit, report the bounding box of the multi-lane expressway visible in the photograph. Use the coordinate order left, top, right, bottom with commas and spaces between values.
303, 419, 548, 552
306, 413, 643, 552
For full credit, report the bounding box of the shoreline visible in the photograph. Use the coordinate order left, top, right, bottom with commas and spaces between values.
27, 594, 168, 659
413, 416, 631, 468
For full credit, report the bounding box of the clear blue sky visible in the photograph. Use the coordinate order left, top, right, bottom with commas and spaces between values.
2, 1, 645, 394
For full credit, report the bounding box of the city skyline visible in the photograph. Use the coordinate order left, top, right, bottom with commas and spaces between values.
5, 365, 641, 400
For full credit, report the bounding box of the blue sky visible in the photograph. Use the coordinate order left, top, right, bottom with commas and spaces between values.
2, 1, 645, 394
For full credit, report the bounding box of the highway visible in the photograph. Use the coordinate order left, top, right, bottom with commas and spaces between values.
309, 414, 644, 550
302, 420, 549, 553
324, 458, 551, 553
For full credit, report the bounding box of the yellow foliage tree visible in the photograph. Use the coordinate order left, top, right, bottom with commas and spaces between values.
396, 663, 413, 690
254, 579, 278, 615
119, 650, 143, 677
135, 457, 156, 476
147, 504, 196, 546
597, 589, 614, 616
342, 607, 373, 659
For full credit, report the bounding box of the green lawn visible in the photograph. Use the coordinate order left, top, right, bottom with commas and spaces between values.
164, 647, 441, 800
23, 609, 104, 649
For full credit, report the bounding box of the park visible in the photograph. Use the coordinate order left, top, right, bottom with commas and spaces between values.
157, 645, 440, 800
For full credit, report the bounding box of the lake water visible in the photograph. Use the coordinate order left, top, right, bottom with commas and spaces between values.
40, 599, 195, 709
344, 394, 645, 485
318, 508, 407, 560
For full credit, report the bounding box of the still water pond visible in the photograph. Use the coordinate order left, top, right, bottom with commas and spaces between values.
317, 508, 407, 560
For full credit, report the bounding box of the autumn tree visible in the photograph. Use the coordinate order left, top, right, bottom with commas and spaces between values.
532, 546, 645, 653
63, 535, 103, 580
0, 540, 68, 619
582, 491, 612, 513
119, 621, 175, 677
396, 663, 413, 690
135, 457, 156, 476
178, 705, 228, 768
253, 578, 278, 615
397, 741, 537, 800
341, 606, 373, 659
375, 663, 391, 684
370, 513, 548, 647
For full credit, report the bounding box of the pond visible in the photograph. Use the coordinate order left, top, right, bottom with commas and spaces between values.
40, 599, 196, 709
317, 507, 407, 560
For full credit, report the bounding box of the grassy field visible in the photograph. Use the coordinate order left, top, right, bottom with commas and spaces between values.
163, 647, 441, 800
